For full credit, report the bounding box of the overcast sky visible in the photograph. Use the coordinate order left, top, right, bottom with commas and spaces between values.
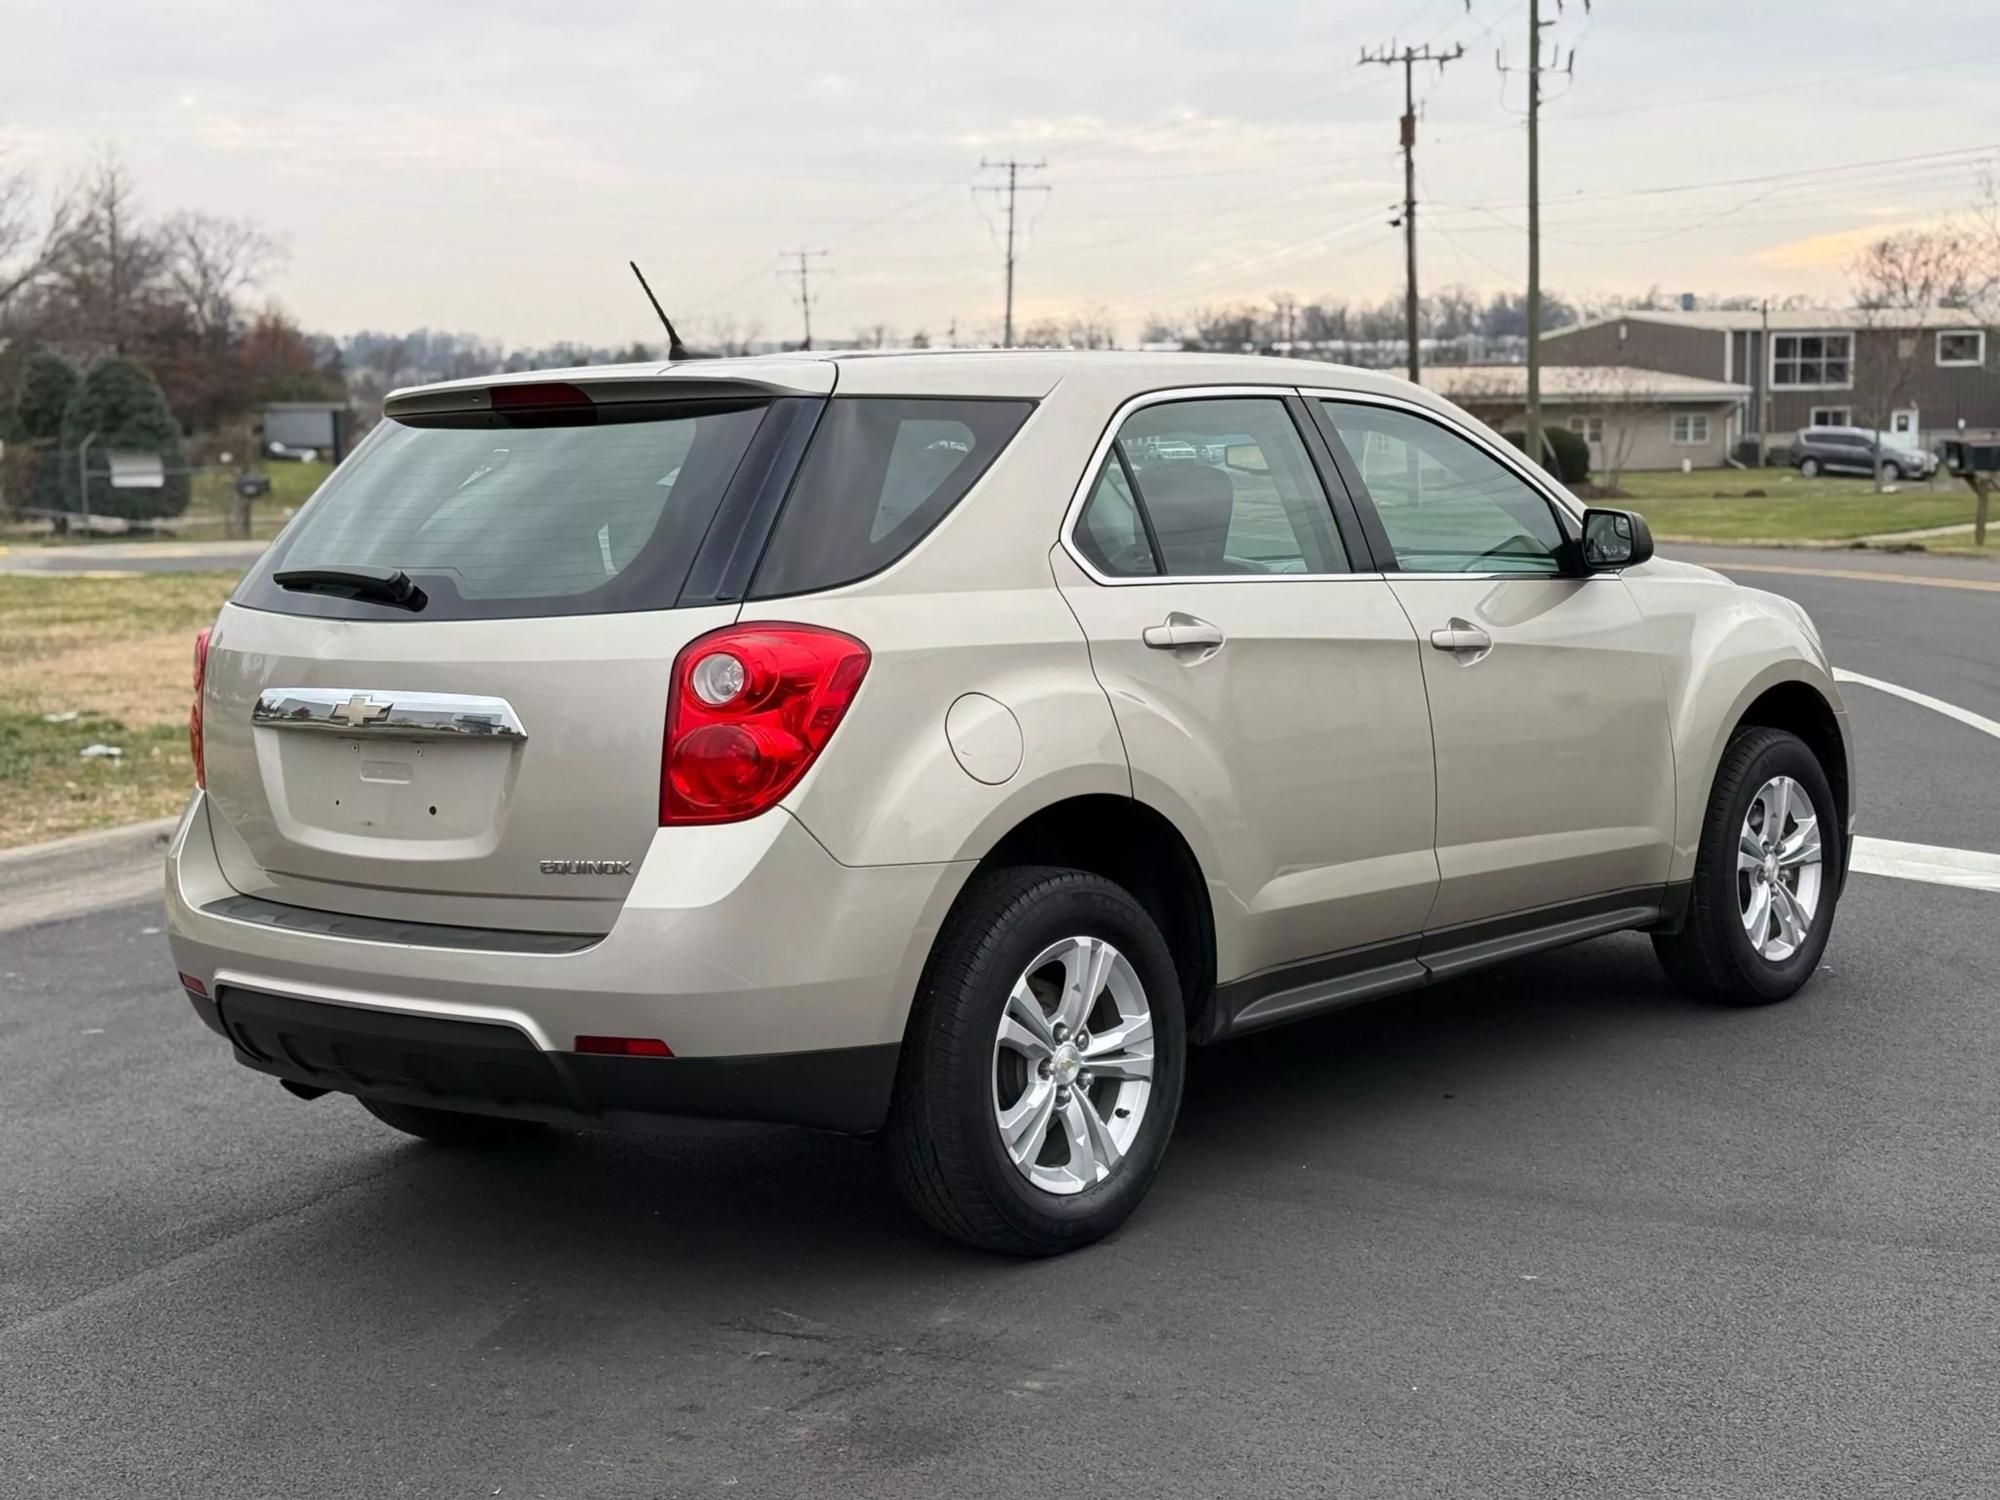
6, 0, 1998, 348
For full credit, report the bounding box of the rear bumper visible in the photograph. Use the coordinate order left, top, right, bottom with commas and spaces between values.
166, 793, 972, 1132
202, 985, 898, 1133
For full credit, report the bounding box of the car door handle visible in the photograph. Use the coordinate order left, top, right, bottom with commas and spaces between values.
1428, 624, 1492, 653
1143, 614, 1225, 651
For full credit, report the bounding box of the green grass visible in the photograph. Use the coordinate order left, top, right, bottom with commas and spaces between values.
0, 571, 238, 848
16, 460, 331, 545
1607, 468, 1979, 542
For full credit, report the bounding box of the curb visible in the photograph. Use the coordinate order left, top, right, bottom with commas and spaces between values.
0, 816, 181, 869
0, 816, 181, 935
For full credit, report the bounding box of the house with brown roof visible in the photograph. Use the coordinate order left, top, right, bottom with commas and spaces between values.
1540, 307, 2000, 455
1422, 364, 1750, 472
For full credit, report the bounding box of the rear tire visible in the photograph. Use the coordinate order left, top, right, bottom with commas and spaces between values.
1654, 726, 1841, 1006
886, 865, 1186, 1256
359, 1096, 548, 1147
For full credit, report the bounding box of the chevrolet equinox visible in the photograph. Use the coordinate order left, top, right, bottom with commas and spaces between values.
166, 351, 1853, 1254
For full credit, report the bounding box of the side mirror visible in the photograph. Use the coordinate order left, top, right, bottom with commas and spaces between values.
1580, 507, 1653, 571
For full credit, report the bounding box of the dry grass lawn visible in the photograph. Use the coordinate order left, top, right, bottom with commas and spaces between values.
0, 571, 238, 848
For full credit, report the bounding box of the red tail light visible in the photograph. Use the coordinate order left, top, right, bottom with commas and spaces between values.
190, 627, 211, 788
575, 1034, 673, 1057
661, 624, 870, 825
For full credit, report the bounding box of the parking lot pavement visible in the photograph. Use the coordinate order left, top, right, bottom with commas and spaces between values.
3, 543, 1997, 1497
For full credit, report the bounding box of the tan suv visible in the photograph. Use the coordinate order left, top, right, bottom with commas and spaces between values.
166, 352, 1853, 1254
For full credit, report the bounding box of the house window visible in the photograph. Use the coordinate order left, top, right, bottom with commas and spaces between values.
1937, 330, 1985, 367
1670, 413, 1710, 446
1568, 415, 1604, 445
1809, 406, 1851, 427
1772, 332, 1852, 389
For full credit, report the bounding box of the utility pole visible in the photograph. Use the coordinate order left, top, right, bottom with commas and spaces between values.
1515, 0, 1582, 472
1360, 41, 1464, 384
977, 158, 1048, 346
779, 249, 828, 350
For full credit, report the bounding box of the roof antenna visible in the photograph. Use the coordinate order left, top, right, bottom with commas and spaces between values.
629, 260, 690, 361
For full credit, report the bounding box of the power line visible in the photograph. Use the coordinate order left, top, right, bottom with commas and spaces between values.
976, 158, 1048, 346
1361, 37, 1466, 381
778, 249, 829, 350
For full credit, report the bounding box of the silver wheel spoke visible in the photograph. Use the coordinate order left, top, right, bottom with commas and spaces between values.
998, 1079, 1057, 1169
1001, 980, 1056, 1058
1081, 1013, 1154, 1081
1060, 1089, 1121, 1183
1742, 879, 1772, 943
1766, 778, 1792, 838
1771, 882, 1807, 948
1779, 815, 1821, 868
1057, 937, 1115, 1035
1738, 830, 1766, 872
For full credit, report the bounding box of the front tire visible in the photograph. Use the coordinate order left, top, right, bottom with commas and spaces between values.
359, 1096, 548, 1147
1654, 727, 1841, 1005
1798, 456, 1821, 477
1881, 460, 1903, 483
887, 865, 1186, 1255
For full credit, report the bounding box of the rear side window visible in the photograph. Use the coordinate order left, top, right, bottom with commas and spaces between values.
749, 398, 1032, 598
237, 399, 768, 620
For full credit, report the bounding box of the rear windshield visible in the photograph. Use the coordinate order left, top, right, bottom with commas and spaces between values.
236, 399, 768, 620
749, 397, 1033, 598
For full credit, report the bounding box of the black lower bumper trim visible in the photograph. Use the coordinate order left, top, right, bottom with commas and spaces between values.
211, 987, 897, 1134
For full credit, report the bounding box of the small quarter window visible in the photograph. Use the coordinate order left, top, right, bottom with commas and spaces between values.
751, 397, 1032, 598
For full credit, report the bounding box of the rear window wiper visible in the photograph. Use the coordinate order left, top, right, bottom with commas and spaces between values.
273, 565, 428, 612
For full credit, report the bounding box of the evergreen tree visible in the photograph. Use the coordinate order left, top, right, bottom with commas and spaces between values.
57, 356, 190, 521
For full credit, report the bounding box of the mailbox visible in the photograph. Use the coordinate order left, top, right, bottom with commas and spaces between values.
1941, 439, 2000, 476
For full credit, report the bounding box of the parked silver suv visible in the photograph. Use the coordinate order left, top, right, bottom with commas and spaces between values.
167, 352, 1852, 1254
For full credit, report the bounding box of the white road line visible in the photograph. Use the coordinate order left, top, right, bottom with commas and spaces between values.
1833, 668, 2000, 743
1851, 837, 2000, 893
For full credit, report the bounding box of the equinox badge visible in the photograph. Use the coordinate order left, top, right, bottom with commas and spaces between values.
539, 859, 634, 876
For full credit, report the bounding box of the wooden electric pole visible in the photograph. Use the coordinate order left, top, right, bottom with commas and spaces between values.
1361, 41, 1464, 384
977, 158, 1048, 346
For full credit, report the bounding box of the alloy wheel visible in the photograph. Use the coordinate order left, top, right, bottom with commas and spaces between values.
1737, 775, 1824, 961
991, 935, 1155, 1195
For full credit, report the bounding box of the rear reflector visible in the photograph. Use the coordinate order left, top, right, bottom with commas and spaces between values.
190, 627, 211, 788
179, 972, 208, 996
490, 381, 592, 411
574, 1035, 674, 1058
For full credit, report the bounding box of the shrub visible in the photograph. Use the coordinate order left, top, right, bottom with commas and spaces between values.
57, 356, 190, 521
12, 350, 79, 441
1503, 424, 1591, 484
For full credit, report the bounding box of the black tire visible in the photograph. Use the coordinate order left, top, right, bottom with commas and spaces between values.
1653, 726, 1842, 1005
1881, 460, 1902, 483
886, 865, 1187, 1256
1798, 456, 1820, 477
358, 1096, 548, 1147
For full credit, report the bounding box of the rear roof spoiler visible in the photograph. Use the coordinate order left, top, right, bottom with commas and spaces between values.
383, 361, 837, 420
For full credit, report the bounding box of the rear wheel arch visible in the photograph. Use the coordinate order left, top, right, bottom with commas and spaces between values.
949, 794, 1218, 1037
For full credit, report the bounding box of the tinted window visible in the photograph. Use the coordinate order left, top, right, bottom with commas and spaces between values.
1321, 401, 1567, 575
751, 397, 1032, 597
1074, 454, 1158, 577
239, 400, 768, 620
1109, 397, 1346, 576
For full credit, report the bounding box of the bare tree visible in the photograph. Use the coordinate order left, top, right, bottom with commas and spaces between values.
160, 212, 279, 340
0, 164, 77, 314
1567, 365, 1667, 493
1849, 227, 1983, 490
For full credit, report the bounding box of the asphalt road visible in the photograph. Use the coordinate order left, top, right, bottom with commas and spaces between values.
3, 545, 1998, 1498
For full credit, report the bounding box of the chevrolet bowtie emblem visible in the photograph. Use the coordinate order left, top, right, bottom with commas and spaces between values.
329, 694, 393, 726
